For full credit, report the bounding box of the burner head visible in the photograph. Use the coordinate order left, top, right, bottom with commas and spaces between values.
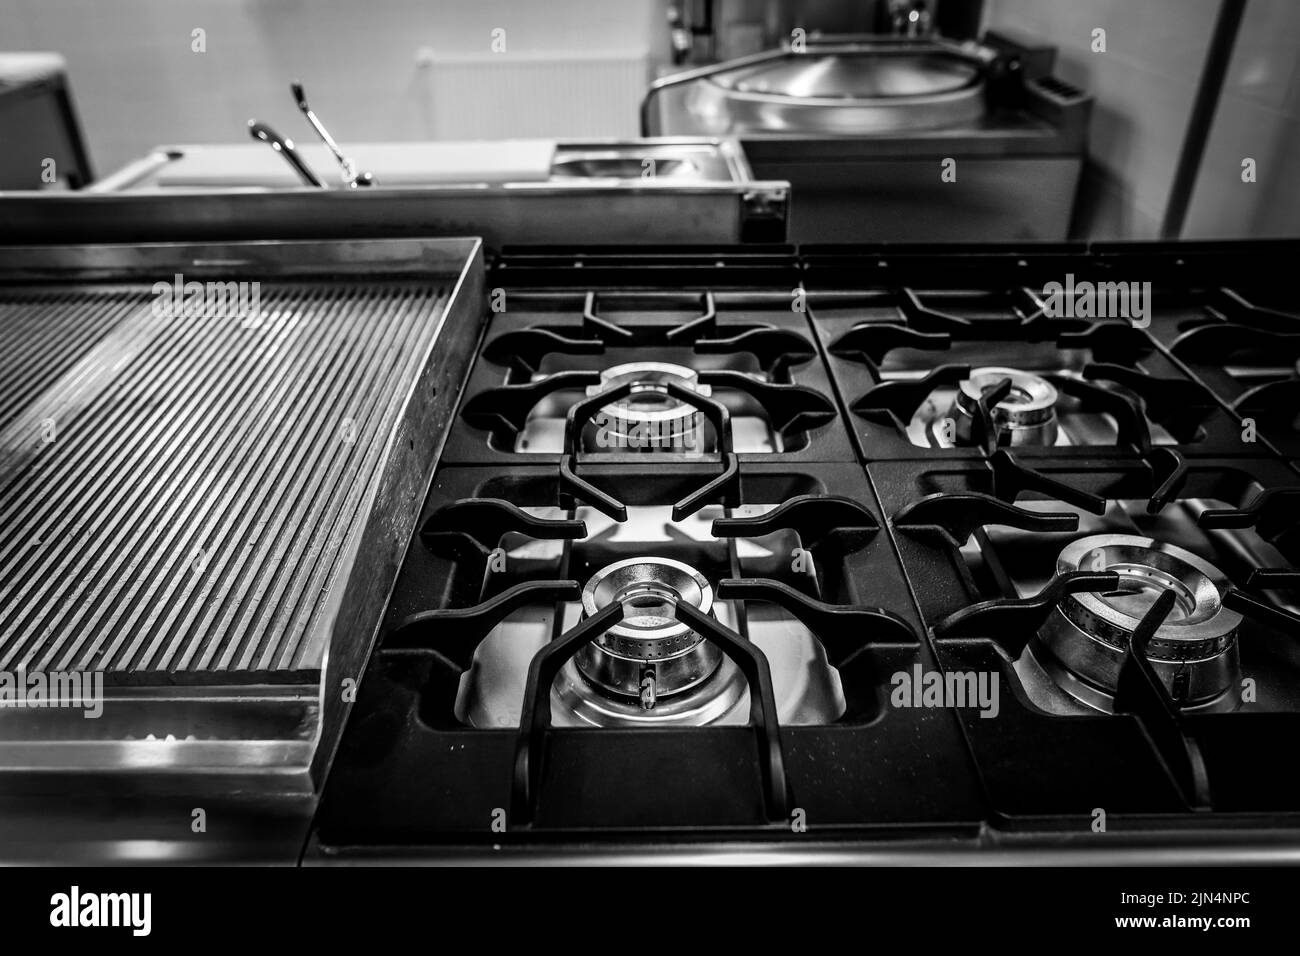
585, 362, 709, 452
576, 557, 722, 707
1038, 534, 1242, 708
951, 367, 1059, 447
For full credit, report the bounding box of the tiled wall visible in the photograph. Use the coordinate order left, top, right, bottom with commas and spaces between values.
984, 0, 1299, 239
3, 0, 666, 177
1183, 0, 1300, 238
983, 0, 1221, 239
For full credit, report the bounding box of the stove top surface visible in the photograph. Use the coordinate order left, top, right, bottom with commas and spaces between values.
312, 241, 1300, 860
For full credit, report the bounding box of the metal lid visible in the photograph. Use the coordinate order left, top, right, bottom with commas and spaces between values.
717, 52, 980, 100
693, 48, 988, 135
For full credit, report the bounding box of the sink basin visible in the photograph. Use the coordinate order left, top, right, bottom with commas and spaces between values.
550, 156, 700, 180
547, 143, 741, 182
689, 48, 988, 135
89, 139, 757, 191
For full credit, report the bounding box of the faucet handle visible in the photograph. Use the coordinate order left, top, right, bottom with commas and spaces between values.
888, 0, 934, 37
247, 120, 325, 187
290, 80, 377, 188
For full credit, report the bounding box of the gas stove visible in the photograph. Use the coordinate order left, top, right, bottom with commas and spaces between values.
309, 241, 1300, 861
875, 456, 1300, 819
1145, 287, 1300, 462
809, 288, 1246, 464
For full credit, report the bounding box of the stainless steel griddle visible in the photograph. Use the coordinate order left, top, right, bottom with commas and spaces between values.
0, 237, 484, 861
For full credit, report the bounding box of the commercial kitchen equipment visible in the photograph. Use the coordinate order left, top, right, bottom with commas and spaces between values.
305, 238, 1300, 862
662, 0, 985, 67
2, 234, 1298, 863
0, 138, 789, 247
643, 33, 1091, 242
0, 236, 484, 861
0, 53, 94, 190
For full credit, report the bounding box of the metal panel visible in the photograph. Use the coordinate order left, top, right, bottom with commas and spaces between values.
0, 238, 483, 788
0, 278, 446, 676
0, 186, 789, 249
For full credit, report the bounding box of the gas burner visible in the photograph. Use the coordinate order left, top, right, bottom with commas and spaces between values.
577, 557, 720, 703
557, 557, 748, 726
951, 367, 1060, 448
585, 362, 709, 452
1033, 535, 1242, 712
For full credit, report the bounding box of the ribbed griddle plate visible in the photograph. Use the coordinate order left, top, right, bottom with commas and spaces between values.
0, 276, 456, 680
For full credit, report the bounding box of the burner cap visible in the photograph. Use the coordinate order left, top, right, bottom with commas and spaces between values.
1038, 534, 1241, 707
952, 367, 1059, 447
586, 362, 709, 451
576, 557, 722, 707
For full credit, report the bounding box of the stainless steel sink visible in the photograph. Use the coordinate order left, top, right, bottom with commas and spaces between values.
551, 156, 699, 180
90, 139, 755, 190
31, 138, 790, 246
641, 36, 1090, 242
548, 141, 745, 182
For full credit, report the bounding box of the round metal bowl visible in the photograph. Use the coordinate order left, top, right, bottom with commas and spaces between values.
691, 50, 987, 135
551, 157, 699, 180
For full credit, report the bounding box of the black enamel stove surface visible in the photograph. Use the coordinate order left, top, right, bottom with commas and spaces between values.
806, 286, 1247, 473
1143, 287, 1300, 461
440, 289, 858, 466
314, 461, 982, 844
804, 240, 1300, 836
874, 456, 1300, 824
1079, 241, 1298, 463
314, 242, 1300, 857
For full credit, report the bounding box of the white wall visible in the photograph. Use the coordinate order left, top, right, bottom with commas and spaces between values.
983, 0, 1299, 240
983, 0, 1221, 239
8, 0, 1296, 237
2, 0, 667, 177
1183, 0, 1300, 238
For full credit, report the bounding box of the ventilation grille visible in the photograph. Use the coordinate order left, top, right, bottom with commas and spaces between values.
1032, 75, 1086, 102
